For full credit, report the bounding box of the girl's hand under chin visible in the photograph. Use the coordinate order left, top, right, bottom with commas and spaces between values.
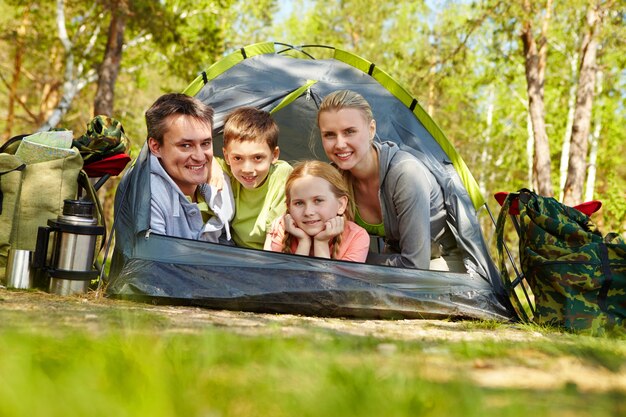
314, 215, 345, 242
284, 214, 309, 241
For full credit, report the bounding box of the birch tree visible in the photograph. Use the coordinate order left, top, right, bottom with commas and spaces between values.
520, 0, 553, 196
2, 6, 29, 140
584, 69, 602, 202
40, 0, 99, 131
562, 1, 605, 206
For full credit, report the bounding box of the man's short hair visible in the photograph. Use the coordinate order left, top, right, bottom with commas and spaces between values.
145, 93, 214, 145
223, 107, 279, 149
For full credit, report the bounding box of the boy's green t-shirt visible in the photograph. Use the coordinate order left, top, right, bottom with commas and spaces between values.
185, 190, 214, 224
217, 158, 292, 249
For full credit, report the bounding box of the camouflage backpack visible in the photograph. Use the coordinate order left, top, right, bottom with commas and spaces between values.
73, 115, 130, 164
496, 189, 626, 336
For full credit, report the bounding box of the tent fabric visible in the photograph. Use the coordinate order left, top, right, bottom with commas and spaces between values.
107, 42, 516, 321
111, 234, 513, 321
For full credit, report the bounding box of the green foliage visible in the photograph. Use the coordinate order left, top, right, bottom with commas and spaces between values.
221, 0, 278, 51
0, 1, 68, 129
601, 172, 626, 234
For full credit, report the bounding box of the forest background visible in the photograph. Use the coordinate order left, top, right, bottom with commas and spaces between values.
1, 0, 624, 236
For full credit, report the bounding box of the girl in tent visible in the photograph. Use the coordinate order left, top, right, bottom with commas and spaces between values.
267, 160, 369, 262
317, 89, 465, 272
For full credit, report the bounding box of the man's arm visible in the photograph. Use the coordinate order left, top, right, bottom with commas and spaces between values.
150, 197, 168, 235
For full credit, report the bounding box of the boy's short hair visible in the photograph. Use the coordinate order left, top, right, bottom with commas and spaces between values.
146, 93, 214, 145
223, 107, 279, 149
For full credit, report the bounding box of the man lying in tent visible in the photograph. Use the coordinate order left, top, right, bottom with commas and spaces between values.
316, 90, 465, 272
145, 93, 234, 243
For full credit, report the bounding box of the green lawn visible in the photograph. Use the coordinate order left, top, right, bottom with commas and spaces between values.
0, 290, 624, 417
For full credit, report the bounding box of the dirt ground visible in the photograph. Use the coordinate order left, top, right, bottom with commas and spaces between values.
1, 287, 625, 394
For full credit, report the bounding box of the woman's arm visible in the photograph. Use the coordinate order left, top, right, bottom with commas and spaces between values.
372, 158, 435, 269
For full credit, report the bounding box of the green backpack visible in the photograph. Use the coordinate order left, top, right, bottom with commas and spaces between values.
0, 132, 104, 284
496, 189, 626, 336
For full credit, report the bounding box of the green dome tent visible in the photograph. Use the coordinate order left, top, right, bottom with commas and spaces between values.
108, 42, 516, 321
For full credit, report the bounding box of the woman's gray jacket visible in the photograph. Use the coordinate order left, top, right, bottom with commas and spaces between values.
369, 141, 457, 269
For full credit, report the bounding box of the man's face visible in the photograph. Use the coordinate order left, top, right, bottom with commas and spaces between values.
223, 139, 279, 189
148, 115, 213, 196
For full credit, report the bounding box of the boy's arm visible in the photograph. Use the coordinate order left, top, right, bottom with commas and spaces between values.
205, 171, 235, 239
208, 157, 226, 190
263, 234, 273, 251
264, 216, 285, 251
264, 161, 293, 230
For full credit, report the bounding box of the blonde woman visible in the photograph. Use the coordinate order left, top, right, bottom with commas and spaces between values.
317, 90, 465, 271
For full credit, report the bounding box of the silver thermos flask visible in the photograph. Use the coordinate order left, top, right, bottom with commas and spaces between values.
33, 199, 104, 295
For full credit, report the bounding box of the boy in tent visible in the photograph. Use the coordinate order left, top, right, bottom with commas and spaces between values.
215, 107, 293, 249
146, 93, 234, 243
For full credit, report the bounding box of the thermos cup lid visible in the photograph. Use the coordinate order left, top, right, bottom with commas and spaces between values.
62, 199, 94, 218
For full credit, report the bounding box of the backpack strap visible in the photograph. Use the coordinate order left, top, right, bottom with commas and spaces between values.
0, 160, 26, 215
77, 170, 106, 252
495, 192, 518, 287
0, 135, 28, 154
495, 190, 533, 322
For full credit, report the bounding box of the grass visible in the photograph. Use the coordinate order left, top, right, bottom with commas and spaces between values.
0, 290, 625, 417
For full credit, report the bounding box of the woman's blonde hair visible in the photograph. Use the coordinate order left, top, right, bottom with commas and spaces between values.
317, 90, 374, 125
282, 160, 354, 259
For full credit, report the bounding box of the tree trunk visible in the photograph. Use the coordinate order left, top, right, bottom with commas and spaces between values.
585, 69, 603, 202
39, 0, 75, 131
520, 0, 553, 197
558, 51, 579, 201
526, 112, 535, 190
479, 84, 494, 196
563, 3, 601, 206
93, 1, 128, 116
427, 32, 438, 117
3, 8, 29, 141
